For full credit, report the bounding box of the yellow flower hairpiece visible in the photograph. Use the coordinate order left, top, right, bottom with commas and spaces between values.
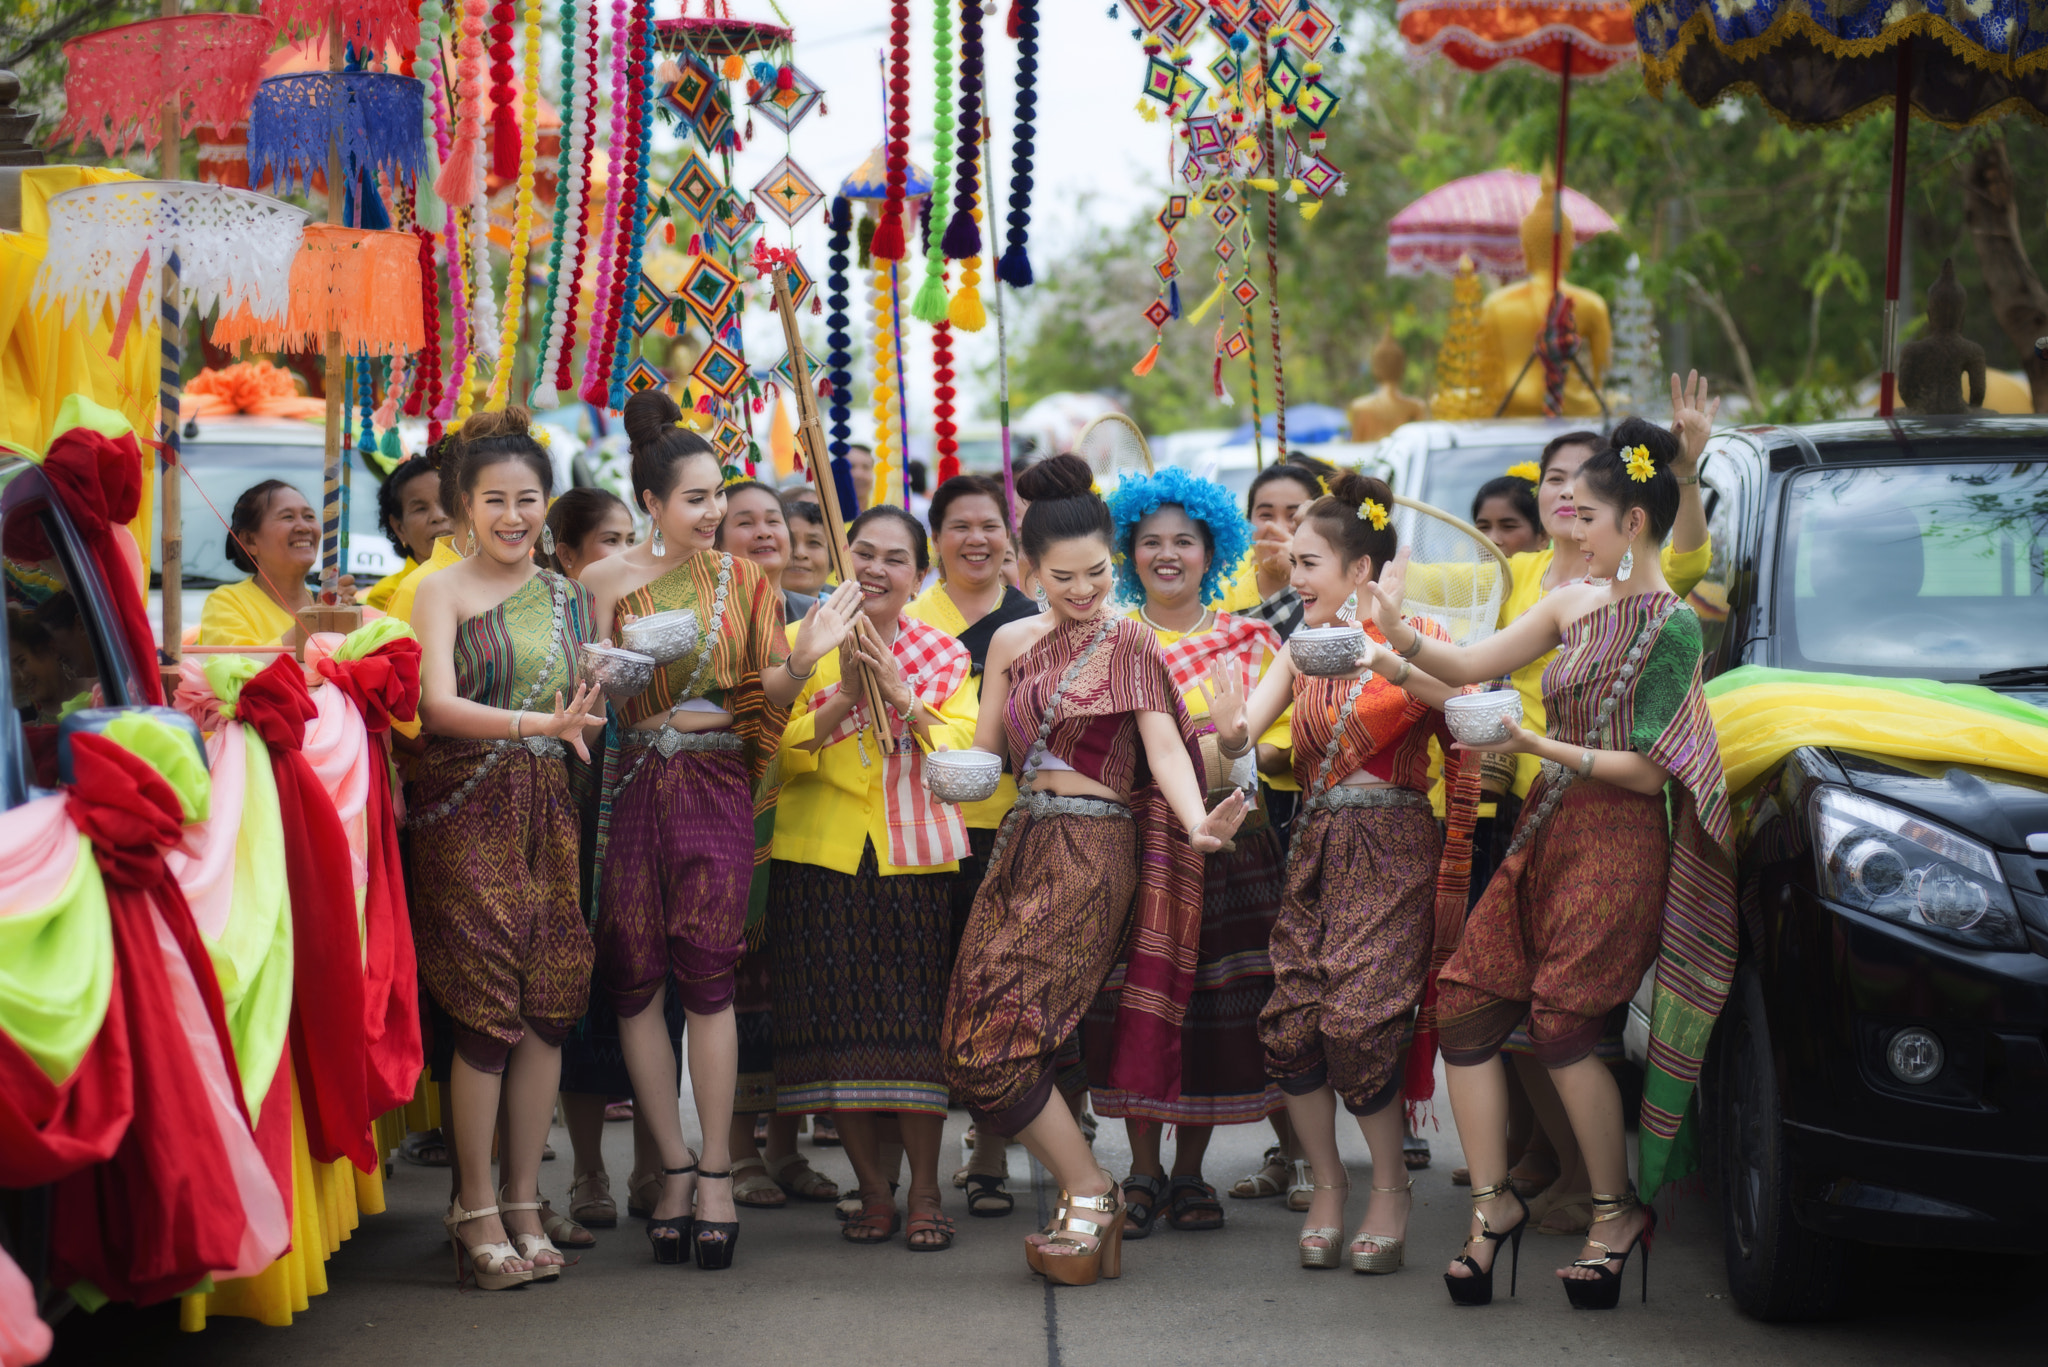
1504, 460, 1540, 483
1316, 475, 1333, 496
1624, 444, 1655, 483
674, 412, 714, 434
1089, 478, 1103, 496
528, 424, 553, 450
1358, 497, 1389, 531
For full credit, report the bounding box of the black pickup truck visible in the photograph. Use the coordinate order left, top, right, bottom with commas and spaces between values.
1628, 416, 2048, 1320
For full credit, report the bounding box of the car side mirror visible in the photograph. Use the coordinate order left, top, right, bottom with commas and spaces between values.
55, 706, 207, 786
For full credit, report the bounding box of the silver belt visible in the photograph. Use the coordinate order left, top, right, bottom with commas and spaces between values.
1011, 790, 1131, 821
621, 727, 743, 758
1303, 784, 1429, 815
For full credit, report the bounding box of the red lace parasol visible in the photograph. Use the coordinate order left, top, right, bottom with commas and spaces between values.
54, 14, 276, 158
1387, 169, 1617, 279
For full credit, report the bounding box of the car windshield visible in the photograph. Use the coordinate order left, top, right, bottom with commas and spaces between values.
155, 440, 401, 587
1416, 445, 1546, 524
1780, 461, 2048, 680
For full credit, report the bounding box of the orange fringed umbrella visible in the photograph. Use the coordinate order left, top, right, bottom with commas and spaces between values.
212, 224, 424, 357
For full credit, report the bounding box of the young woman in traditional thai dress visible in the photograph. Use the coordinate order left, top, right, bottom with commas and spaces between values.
768, 507, 980, 1249
409, 408, 607, 1290
906, 474, 1039, 1215
581, 389, 863, 1269
1206, 471, 1477, 1277
937, 454, 1246, 1286
1079, 467, 1285, 1238
1363, 418, 1733, 1310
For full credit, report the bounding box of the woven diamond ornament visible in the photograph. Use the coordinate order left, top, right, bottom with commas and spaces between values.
1223, 329, 1250, 359
1212, 200, 1240, 232
1141, 56, 1179, 109
1213, 233, 1237, 263
1267, 51, 1305, 104
1298, 155, 1344, 199
712, 413, 750, 460
1125, 0, 1179, 32
623, 359, 667, 395
1207, 51, 1240, 90
667, 152, 723, 221
676, 254, 741, 329
1296, 79, 1340, 130
691, 338, 749, 397
632, 272, 672, 335
1231, 278, 1261, 309
1168, 69, 1207, 119
749, 64, 822, 132
1181, 153, 1205, 184
1160, 0, 1204, 42
751, 156, 824, 227
1184, 115, 1225, 161
1142, 298, 1172, 330
772, 346, 824, 391
1152, 255, 1178, 285
706, 200, 761, 253
1210, 0, 1253, 27
694, 91, 736, 156
780, 253, 816, 312
661, 55, 717, 124
1286, 1, 1338, 56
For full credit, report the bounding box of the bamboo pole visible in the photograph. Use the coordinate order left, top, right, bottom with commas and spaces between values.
319, 12, 346, 601
768, 262, 895, 751
157, 0, 181, 675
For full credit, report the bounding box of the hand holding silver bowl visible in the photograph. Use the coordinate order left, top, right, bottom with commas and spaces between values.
620, 608, 700, 665
579, 643, 656, 701
1443, 690, 1525, 747
925, 748, 1004, 804
1290, 625, 1368, 678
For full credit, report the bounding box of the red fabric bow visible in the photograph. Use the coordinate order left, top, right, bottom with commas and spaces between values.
314, 636, 422, 733
0, 425, 163, 704
50, 734, 249, 1306
239, 656, 375, 1171
314, 640, 424, 1111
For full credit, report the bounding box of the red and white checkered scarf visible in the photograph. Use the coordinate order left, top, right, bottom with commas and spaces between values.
1153, 611, 1281, 702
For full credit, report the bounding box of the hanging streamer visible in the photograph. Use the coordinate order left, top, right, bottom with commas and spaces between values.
578, 0, 633, 406
485, 0, 545, 407
995, 0, 1036, 288
869, 1, 912, 263
909, 0, 955, 322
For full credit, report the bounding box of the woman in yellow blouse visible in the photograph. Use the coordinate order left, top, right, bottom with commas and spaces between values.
365, 454, 452, 611
197, 480, 352, 646
769, 506, 979, 1250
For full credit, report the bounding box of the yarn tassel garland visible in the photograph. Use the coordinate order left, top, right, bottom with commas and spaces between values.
435, 0, 491, 205
910, 0, 956, 322
1131, 341, 1159, 376
870, 0, 913, 264
942, 0, 984, 259
995, 0, 1037, 289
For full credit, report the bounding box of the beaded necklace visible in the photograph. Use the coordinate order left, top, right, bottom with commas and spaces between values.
485, 0, 544, 407
409, 570, 571, 828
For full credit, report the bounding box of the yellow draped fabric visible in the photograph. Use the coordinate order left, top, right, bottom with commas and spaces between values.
0, 166, 163, 564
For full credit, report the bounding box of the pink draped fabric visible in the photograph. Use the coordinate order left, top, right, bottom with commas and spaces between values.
301, 642, 372, 900
164, 665, 248, 942
0, 1242, 51, 1367
0, 796, 82, 919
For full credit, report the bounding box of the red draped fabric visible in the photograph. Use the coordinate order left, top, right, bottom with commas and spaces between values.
0, 983, 131, 1187
316, 636, 424, 1113
238, 655, 374, 1172
48, 735, 246, 1305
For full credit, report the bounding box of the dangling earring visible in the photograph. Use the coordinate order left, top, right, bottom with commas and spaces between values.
1617, 548, 1634, 582
540, 522, 556, 556
1340, 591, 1359, 623
465, 527, 476, 557
1034, 582, 1047, 607
652, 526, 666, 558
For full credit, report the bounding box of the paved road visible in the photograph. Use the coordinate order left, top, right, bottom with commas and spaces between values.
48, 1076, 2047, 1366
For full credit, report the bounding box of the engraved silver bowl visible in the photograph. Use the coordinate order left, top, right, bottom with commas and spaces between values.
578, 643, 656, 700
1444, 689, 1524, 746
620, 608, 700, 665
926, 748, 1003, 804
1290, 625, 1368, 677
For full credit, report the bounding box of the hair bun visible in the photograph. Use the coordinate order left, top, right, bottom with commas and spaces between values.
622, 389, 685, 451
1014, 451, 1095, 503
456, 405, 535, 444
1323, 468, 1391, 511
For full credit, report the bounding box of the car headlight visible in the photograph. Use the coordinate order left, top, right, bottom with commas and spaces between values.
1812, 786, 2024, 950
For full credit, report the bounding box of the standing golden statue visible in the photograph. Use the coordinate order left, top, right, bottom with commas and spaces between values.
1349, 329, 1430, 440
1478, 173, 1611, 417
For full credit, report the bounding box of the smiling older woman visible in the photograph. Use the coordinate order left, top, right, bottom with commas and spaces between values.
197, 480, 353, 646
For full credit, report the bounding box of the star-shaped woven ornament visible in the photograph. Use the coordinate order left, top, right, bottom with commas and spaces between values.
707, 200, 761, 253
752, 156, 824, 227
676, 254, 742, 330
691, 339, 749, 397
694, 91, 736, 156
624, 358, 668, 394
1286, 1, 1338, 56
1298, 154, 1344, 198
632, 272, 672, 335
1142, 298, 1172, 330
1296, 79, 1339, 130
667, 152, 723, 221
1222, 329, 1250, 359
1140, 55, 1178, 109
1231, 278, 1261, 309
750, 65, 822, 132
772, 346, 824, 390
660, 55, 717, 124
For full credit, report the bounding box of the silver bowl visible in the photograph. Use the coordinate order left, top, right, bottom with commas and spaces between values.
620, 608, 700, 665
1291, 625, 1368, 677
1444, 689, 1524, 746
926, 749, 1004, 804
579, 642, 656, 700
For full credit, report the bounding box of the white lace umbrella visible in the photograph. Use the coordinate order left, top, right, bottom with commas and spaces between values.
35, 180, 308, 460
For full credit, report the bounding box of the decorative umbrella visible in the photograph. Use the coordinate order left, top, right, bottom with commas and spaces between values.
1388, 169, 1618, 279
1632, 4, 2048, 413
53, 13, 275, 159
1398, 0, 1638, 295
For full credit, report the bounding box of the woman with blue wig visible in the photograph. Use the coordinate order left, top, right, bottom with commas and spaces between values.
1081, 467, 1290, 1238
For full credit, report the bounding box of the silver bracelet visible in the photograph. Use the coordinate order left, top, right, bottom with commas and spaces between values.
1396, 621, 1426, 660
510, 710, 525, 740
1217, 735, 1253, 760
1392, 660, 1413, 688
784, 654, 816, 682
1578, 748, 1595, 779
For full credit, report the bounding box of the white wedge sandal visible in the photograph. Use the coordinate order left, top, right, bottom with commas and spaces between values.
444, 1201, 534, 1291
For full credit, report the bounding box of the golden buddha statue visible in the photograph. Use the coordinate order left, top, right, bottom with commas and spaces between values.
1478, 176, 1611, 418
1349, 329, 1430, 441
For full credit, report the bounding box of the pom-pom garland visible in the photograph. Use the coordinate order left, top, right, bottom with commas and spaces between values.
824, 195, 855, 465
606, 13, 657, 411
577, 0, 632, 406
996, 0, 1037, 289
486, 0, 545, 408
489, 0, 519, 180
405, 226, 444, 427
427, 53, 470, 423
869, 1, 913, 263
411, 0, 447, 225
932, 276, 958, 482
910, 0, 955, 322
868, 258, 900, 506
532, 0, 593, 405
434, 0, 489, 205
942, 0, 984, 261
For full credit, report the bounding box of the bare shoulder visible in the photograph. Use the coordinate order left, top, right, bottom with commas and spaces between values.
987, 613, 1052, 669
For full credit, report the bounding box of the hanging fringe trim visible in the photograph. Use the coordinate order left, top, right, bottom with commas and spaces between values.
212, 225, 426, 357
250, 72, 429, 198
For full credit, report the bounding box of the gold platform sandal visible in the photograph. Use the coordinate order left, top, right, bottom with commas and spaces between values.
1038, 1181, 1126, 1287
444, 1201, 533, 1291
1443, 1181, 1528, 1306
1348, 1179, 1412, 1274
1561, 1189, 1656, 1310
1024, 1189, 1066, 1276
1296, 1177, 1350, 1269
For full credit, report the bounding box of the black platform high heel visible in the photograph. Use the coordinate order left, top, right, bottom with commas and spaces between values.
645, 1161, 696, 1265
1562, 1190, 1656, 1310
692, 1170, 740, 1270
1443, 1181, 1528, 1307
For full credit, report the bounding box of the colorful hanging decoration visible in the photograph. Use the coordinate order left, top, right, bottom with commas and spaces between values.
942, 0, 986, 330
485, 0, 547, 407
576, 0, 635, 405
263, 0, 421, 54
752, 156, 825, 227
869, 0, 914, 263
749, 64, 821, 132
995, 0, 1038, 287
909, 0, 957, 322
532, 0, 597, 406
55, 13, 275, 159
599, 0, 656, 410
823, 194, 856, 484
212, 225, 427, 358
840, 145, 934, 508
249, 73, 430, 198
